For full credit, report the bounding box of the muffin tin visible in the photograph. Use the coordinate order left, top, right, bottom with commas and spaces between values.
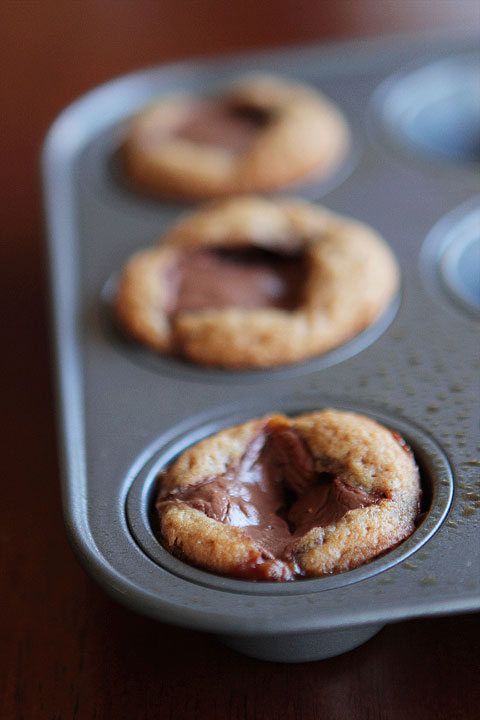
43, 30, 480, 662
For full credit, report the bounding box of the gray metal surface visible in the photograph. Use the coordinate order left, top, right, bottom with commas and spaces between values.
43, 31, 480, 662
220, 623, 385, 663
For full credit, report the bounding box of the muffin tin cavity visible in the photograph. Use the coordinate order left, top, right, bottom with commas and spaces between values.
374, 54, 480, 164
421, 198, 480, 319
77, 94, 360, 212
125, 397, 453, 596
101, 274, 401, 384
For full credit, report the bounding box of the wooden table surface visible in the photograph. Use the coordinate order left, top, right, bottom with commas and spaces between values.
2, 2, 479, 718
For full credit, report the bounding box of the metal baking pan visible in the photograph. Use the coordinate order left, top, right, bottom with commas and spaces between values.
42, 30, 480, 662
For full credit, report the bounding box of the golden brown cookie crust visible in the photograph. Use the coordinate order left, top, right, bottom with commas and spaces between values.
115, 196, 400, 369
122, 74, 350, 199
156, 410, 421, 581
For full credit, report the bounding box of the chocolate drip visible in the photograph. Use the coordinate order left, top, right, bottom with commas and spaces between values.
159, 421, 383, 561
174, 100, 269, 153
288, 477, 379, 535
167, 246, 307, 315
390, 430, 414, 456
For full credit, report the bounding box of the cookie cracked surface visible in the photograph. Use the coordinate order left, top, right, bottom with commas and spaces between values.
122, 74, 350, 200
156, 410, 422, 582
115, 195, 400, 369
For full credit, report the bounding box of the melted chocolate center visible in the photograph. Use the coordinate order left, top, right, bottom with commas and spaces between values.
160, 421, 384, 561
168, 246, 307, 314
174, 100, 269, 153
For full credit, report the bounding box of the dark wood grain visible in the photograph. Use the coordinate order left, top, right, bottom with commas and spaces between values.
2, 1, 479, 718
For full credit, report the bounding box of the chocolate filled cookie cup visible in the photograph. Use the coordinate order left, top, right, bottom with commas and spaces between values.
122, 73, 350, 199
125, 396, 453, 599
155, 409, 422, 582
115, 196, 400, 369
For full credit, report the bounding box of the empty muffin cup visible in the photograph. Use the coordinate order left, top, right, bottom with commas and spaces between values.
421, 198, 480, 319
374, 53, 480, 164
